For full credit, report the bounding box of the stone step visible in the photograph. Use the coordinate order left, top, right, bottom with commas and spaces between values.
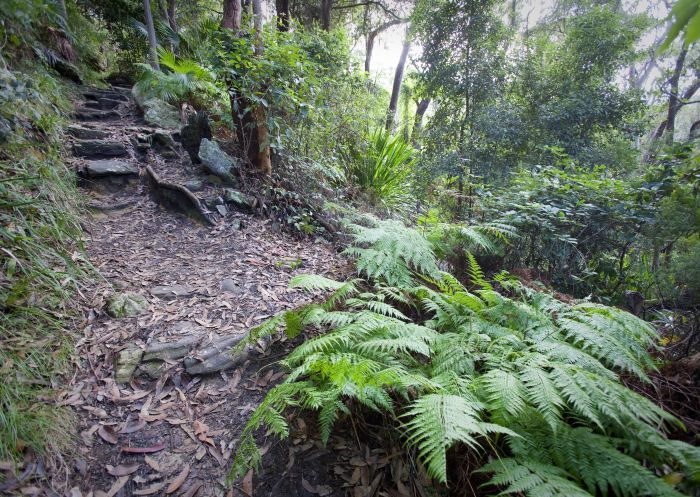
74, 108, 120, 121
82, 159, 138, 177
84, 98, 123, 110
83, 89, 129, 102
66, 125, 109, 140
73, 140, 128, 159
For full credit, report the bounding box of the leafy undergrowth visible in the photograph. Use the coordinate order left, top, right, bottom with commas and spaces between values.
230, 215, 700, 496
0, 68, 86, 463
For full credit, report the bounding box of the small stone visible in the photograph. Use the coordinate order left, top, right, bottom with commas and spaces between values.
84, 159, 138, 177
223, 189, 254, 210
150, 284, 195, 300
114, 345, 144, 383
230, 218, 243, 230
184, 180, 204, 192
205, 196, 225, 208
216, 204, 228, 216
106, 292, 149, 318
221, 278, 241, 294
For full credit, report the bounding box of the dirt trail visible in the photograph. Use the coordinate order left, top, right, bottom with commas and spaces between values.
49, 86, 353, 497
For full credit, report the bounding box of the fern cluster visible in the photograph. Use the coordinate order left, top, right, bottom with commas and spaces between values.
230, 218, 700, 496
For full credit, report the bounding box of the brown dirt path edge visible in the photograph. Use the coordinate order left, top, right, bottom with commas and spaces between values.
47, 88, 354, 497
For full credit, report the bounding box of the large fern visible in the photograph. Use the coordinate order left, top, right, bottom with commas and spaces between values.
229, 218, 700, 495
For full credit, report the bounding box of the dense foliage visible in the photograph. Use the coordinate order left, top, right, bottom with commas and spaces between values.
2, 0, 700, 494
231, 216, 700, 495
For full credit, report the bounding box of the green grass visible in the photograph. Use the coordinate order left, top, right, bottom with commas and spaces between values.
0, 67, 85, 463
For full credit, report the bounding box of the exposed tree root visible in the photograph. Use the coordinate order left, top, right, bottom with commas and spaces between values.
143, 164, 215, 225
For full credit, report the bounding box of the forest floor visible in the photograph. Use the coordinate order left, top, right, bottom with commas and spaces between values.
0, 87, 399, 497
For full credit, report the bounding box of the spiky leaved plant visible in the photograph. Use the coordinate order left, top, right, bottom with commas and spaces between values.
229, 217, 700, 496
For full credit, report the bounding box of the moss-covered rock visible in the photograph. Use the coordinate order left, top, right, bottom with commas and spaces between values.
105, 292, 149, 318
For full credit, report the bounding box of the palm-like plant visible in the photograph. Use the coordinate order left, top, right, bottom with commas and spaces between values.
343, 129, 416, 209
134, 48, 217, 109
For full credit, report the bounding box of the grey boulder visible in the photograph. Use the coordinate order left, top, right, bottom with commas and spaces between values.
199, 139, 238, 184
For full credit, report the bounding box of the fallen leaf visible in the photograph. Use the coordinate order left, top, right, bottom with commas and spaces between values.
106, 463, 140, 476
120, 419, 147, 434
182, 481, 203, 497
121, 442, 165, 454
132, 482, 166, 495
104, 475, 129, 497
166, 463, 190, 494
97, 425, 118, 444
242, 469, 253, 496
144, 455, 160, 472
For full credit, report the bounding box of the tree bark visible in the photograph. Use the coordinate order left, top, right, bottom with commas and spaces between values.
276, 0, 291, 31
321, 0, 333, 30
412, 98, 430, 143
144, 0, 160, 70
167, 0, 178, 31
665, 47, 688, 143
365, 19, 403, 73
222, 0, 243, 30
385, 40, 410, 131
252, 0, 272, 175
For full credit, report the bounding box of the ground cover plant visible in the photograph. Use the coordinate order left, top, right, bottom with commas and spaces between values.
231, 216, 700, 496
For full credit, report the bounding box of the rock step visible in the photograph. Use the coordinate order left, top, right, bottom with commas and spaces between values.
73, 140, 128, 159
66, 125, 109, 140
82, 89, 129, 102
84, 98, 123, 110
82, 159, 138, 177
74, 108, 120, 121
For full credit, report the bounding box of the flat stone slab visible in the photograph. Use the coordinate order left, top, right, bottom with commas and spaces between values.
74, 109, 120, 121
74, 140, 128, 159
150, 284, 195, 300
67, 125, 109, 140
84, 159, 138, 177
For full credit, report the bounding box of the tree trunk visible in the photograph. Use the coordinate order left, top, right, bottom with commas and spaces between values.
222, 0, 243, 30
385, 40, 410, 131
665, 47, 688, 143
365, 19, 403, 73
144, 0, 160, 70
321, 0, 332, 30
252, 0, 272, 176
276, 0, 291, 31
167, 0, 178, 31
412, 98, 430, 143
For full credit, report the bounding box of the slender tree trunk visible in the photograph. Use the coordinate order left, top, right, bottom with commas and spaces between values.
385, 40, 410, 131
276, 0, 291, 31
167, 0, 178, 31
321, 0, 332, 30
222, 0, 243, 30
412, 98, 430, 143
252, 0, 272, 176
665, 47, 687, 143
365, 19, 403, 73
144, 0, 160, 70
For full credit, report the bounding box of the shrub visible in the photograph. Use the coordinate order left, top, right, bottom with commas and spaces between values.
342, 129, 416, 210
